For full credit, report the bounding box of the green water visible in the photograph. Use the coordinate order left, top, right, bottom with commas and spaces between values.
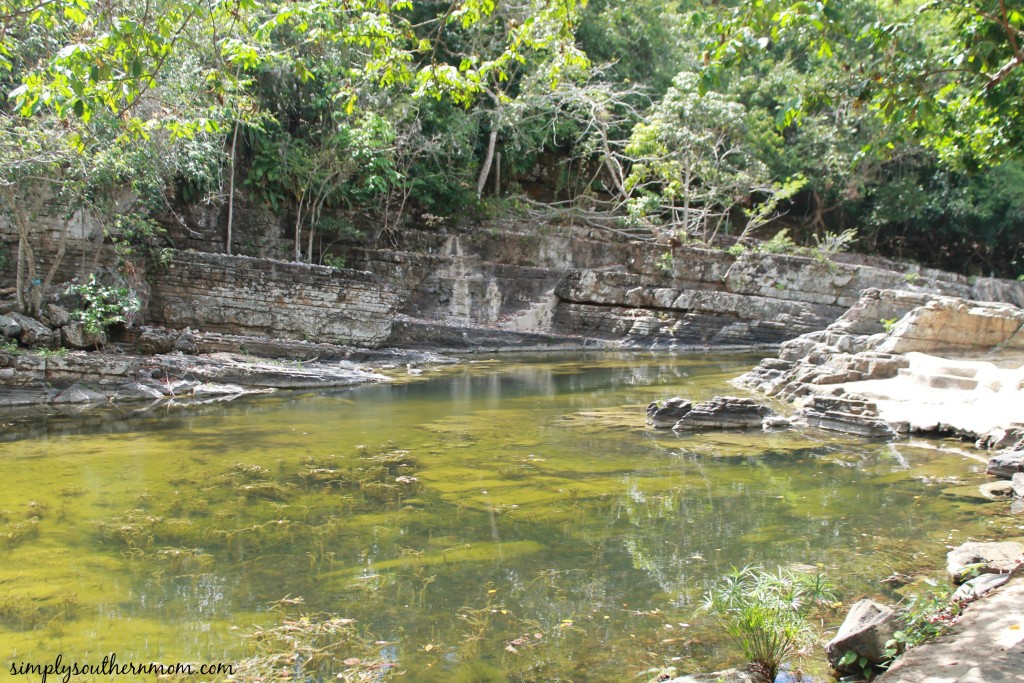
0, 353, 1011, 682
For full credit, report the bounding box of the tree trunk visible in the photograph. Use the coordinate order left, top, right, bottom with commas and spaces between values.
35, 212, 71, 314
476, 124, 499, 198
494, 152, 501, 197
15, 235, 25, 313
226, 122, 240, 256
293, 192, 306, 262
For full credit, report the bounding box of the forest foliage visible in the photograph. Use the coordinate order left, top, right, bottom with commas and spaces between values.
2, 0, 1023, 282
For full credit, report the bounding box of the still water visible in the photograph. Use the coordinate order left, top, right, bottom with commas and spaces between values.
0, 353, 1008, 681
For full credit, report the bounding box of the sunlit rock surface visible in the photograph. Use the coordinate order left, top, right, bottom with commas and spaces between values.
736, 289, 1024, 441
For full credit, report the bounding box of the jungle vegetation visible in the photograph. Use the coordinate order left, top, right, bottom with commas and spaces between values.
2, 0, 1023, 285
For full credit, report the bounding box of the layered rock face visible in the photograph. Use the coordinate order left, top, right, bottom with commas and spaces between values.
147, 252, 401, 347
342, 227, 1024, 349
7, 223, 1024, 351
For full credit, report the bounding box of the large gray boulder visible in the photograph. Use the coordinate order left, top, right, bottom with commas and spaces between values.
672, 396, 773, 431
988, 450, 1024, 478
946, 541, 1024, 584
646, 397, 693, 428
7, 312, 54, 347
45, 303, 73, 328
61, 322, 106, 350
825, 599, 903, 673
0, 314, 21, 339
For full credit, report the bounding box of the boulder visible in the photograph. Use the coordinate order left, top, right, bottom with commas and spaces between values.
951, 572, 1011, 603
672, 396, 773, 431
173, 328, 199, 354
792, 396, 896, 438
946, 541, 1024, 584
762, 415, 793, 430
976, 428, 1024, 450
45, 303, 73, 328
987, 450, 1024, 478
646, 397, 693, 429
1013, 473, 1024, 499
7, 312, 54, 347
825, 599, 902, 673
136, 327, 176, 355
0, 314, 21, 339
61, 322, 107, 350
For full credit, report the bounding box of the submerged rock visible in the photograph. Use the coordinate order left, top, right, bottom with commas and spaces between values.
946, 541, 1024, 584
979, 481, 1016, 499
646, 397, 693, 428
667, 666, 769, 683
671, 396, 773, 431
826, 599, 903, 673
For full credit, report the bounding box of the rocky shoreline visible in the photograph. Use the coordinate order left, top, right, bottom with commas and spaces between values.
643, 287, 1024, 682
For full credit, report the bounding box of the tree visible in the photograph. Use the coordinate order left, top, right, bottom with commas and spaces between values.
696, 0, 1024, 164
621, 71, 789, 242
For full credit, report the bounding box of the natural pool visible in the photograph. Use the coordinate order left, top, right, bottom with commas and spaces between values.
0, 353, 1013, 682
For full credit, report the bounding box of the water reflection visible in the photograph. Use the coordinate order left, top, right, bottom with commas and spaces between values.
0, 353, 999, 682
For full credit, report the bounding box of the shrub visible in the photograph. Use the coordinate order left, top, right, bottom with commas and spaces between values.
65, 274, 140, 335
701, 565, 836, 681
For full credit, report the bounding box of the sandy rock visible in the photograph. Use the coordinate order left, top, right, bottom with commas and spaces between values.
672, 396, 773, 431
876, 297, 1024, 355
826, 599, 903, 673
762, 415, 792, 430
735, 289, 1024, 442
646, 397, 693, 428
946, 541, 1024, 584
